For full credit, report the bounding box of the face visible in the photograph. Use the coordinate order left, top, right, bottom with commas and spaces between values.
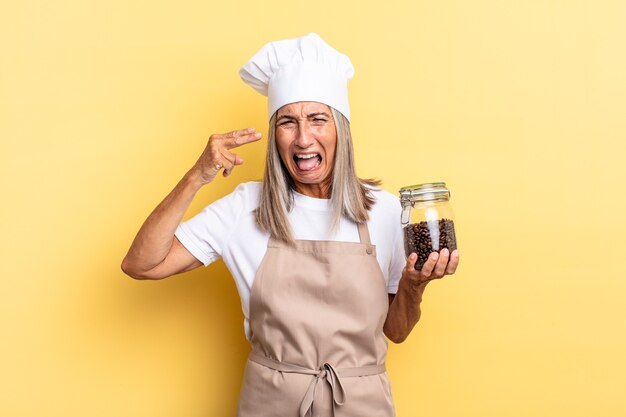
275, 101, 337, 198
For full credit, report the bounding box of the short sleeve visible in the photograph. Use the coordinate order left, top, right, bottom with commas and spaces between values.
174, 183, 250, 266
387, 209, 405, 294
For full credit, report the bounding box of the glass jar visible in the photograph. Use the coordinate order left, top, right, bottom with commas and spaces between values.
400, 182, 458, 270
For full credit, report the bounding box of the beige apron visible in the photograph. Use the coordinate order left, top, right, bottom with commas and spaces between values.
237, 222, 396, 417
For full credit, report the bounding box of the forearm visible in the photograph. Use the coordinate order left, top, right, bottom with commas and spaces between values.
122, 169, 203, 274
384, 278, 428, 343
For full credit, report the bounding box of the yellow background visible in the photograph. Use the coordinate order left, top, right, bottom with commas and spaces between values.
2, 0, 625, 416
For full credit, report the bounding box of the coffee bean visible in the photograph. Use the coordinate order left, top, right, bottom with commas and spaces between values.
404, 218, 457, 270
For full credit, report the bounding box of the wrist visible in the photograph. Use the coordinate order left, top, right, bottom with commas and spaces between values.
401, 274, 429, 293
183, 168, 207, 192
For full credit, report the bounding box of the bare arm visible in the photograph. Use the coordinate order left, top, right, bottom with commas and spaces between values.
384, 248, 460, 343
121, 128, 262, 280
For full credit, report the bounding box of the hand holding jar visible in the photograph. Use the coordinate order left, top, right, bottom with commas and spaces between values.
399, 182, 460, 285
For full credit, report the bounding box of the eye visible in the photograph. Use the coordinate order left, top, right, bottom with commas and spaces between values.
312, 118, 327, 124
278, 120, 295, 127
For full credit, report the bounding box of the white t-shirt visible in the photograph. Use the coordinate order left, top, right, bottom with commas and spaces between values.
175, 181, 405, 340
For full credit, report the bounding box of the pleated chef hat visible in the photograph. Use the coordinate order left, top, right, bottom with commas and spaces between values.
239, 33, 355, 121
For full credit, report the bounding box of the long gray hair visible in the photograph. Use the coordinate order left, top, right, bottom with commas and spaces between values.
255, 107, 380, 243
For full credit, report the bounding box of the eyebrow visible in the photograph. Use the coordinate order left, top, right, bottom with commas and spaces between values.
276, 112, 331, 122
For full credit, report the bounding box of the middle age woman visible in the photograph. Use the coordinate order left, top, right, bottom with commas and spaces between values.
122, 32, 460, 416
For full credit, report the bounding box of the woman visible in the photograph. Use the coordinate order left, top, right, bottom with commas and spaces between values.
122, 33, 459, 416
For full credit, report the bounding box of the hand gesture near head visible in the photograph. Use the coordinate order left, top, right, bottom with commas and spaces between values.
192, 128, 262, 184
121, 127, 262, 280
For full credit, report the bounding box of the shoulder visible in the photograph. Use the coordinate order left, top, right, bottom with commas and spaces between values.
231, 180, 262, 197
216, 181, 262, 212
363, 186, 403, 265
364, 185, 402, 241
366, 185, 401, 216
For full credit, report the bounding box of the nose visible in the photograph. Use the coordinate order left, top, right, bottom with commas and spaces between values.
294, 122, 314, 149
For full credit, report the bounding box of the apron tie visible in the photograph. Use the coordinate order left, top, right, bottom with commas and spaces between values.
249, 351, 385, 417
299, 362, 346, 417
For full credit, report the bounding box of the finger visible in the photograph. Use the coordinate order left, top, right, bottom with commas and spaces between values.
420, 251, 439, 278
433, 248, 449, 277
211, 160, 225, 173
405, 253, 418, 273
213, 127, 256, 140
446, 249, 460, 274
234, 154, 244, 165
219, 149, 238, 166
208, 128, 257, 147
217, 151, 235, 175
224, 131, 262, 149
222, 162, 235, 177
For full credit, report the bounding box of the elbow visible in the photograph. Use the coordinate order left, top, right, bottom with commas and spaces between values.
383, 326, 409, 344
121, 258, 152, 280
386, 332, 409, 344
393, 334, 409, 344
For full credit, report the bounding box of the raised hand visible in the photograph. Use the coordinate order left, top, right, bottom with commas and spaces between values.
192, 127, 262, 184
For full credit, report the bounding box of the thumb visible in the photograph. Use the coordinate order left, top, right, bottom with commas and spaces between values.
405, 253, 418, 272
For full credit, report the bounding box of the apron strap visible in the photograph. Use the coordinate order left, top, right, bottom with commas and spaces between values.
356, 221, 372, 246
249, 351, 385, 417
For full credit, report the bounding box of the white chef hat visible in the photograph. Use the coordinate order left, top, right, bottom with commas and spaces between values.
239, 33, 355, 121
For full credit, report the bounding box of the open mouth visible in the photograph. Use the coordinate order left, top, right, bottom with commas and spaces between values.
293, 153, 322, 172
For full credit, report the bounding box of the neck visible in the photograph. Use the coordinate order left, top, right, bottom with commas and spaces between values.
293, 179, 332, 199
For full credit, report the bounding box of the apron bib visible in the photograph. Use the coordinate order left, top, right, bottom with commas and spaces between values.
237, 222, 396, 417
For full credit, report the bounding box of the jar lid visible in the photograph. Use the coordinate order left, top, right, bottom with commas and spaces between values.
399, 182, 450, 202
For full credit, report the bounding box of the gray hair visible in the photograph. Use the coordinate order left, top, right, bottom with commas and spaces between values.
255, 107, 380, 243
